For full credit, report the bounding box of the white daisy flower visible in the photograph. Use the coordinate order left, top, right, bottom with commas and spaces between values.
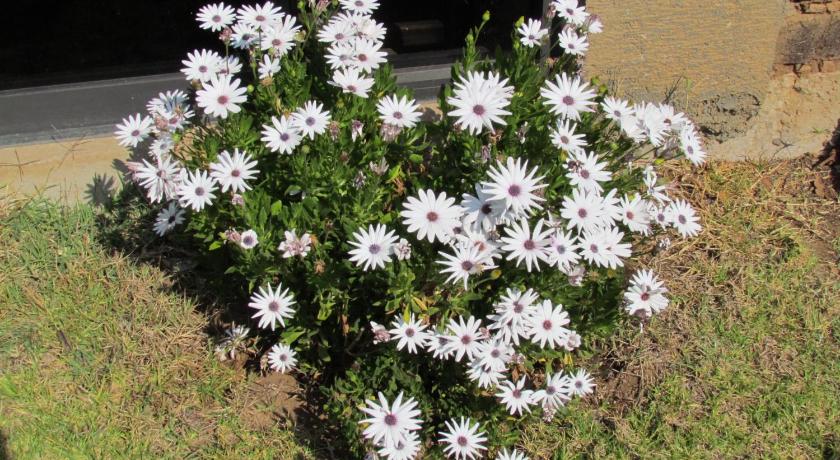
239, 229, 259, 249
230, 23, 259, 49
237, 1, 284, 30
359, 392, 422, 450
634, 102, 669, 147
657, 103, 690, 132
497, 448, 530, 460
566, 150, 611, 194
568, 369, 595, 397
557, 27, 589, 56
601, 96, 633, 121
330, 67, 374, 98
526, 299, 571, 349
496, 377, 535, 416
181, 49, 222, 82
267, 342, 298, 373
292, 100, 331, 139
619, 194, 652, 234
325, 41, 357, 69
135, 156, 182, 203
278, 229, 312, 258
377, 431, 421, 460
461, 183, 505, 232
541, 72, 598, 121
680, 126, 707, 166
533, 372, 572, 411
467, 359, 506, 389
260, 15, 300, 56
218, 55, 243, 76
177, 169, 217, 212
114, 114, 153, 148
666, 199, 701, 238
339, 0, 380, 14
400, 189, 464, 244
488, 288, 539, 346
624, 269, 669, 317
439, 417, 487, 460
586, 14, 604, 33
437, 243, 496, 289
578, 226, 631, 269
318, 17, 354, 45
196, 74, 247, 119
248, 283, 296, 331
517, 18, 548, 47
389, 314, 430, 354
427, 329, 455, 360
351, 37, 388, 73
447, 71, 513, 135
650, 204, 670, 230
554, 0, 589, 25
262, 115, 302, 154
550, 118, 588, 154
196, 3, 236, 31
482, 157, 547, 218
209, 149, 259, 194
546, 230, 580, 270
443, 316, 484, 362
474, 337, 512, 373
153, 202, 185, 236
258, 54, 281, 80
560, 188, 608, 233
500, 219, 552, 272
377, 94, 422, 129
348, 223, 399, 271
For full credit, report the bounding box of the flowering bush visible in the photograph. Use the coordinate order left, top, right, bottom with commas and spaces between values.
114, 0, 705, 457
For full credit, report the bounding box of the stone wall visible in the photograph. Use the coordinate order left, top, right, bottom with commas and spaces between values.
584, 0, 840, 160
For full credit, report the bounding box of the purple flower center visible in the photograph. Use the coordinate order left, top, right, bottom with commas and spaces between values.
347, 85, 357, 92
405, 327, 415, 337
168, 215, 176, 223
280, 133, 290, 141
355, 0, 364, 6
457, 436, 469, 447
512, 389, 522, 398
579, 169, 590, 179
508, 185, 521, 197
426, 211, 439, 222
212, 15, 222, 23
306, 117, 316, 126
626, 211, 635, 220
255, 14, 266, 22
560, 135, 569, 144
556, 244, 566, 254
368, 244, 381, 254
577, 208, 587, 218
243, 236, 254, 245
513, 302, 524, 314
217, 95, 229, 105
461, 261, 474, 271
562, 95, 575, 106
481, 203, 493, 215
358, 53, 368, 62
393, 111, 403, 119
491, 349, 501, 358
472, 104, 486, 116
641, 292, 650, 301
231, 169, 241, 177
194, 187, 205, 197
273, 39, 282, 46
268, 301, 281, 312
546, 385, 556, 395
678, 215, 687, 225
384, 413, 398, 426
542, 320, 553, 330
614, 110, 622, 117
460, 335, 472, 345
130, 129, 140, 137
523, 239, 536, 250
589, 243, 599, 253
279, 354, 288, 361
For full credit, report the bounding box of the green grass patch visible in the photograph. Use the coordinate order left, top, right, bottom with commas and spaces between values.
0, 202, 312, 459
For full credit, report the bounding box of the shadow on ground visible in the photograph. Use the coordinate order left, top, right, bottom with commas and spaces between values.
814, 118, 840, 193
